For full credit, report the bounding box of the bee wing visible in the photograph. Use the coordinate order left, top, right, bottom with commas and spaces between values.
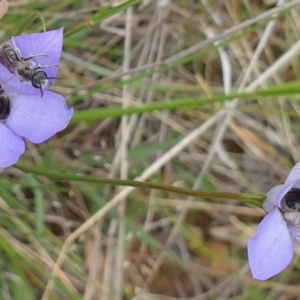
0, 43, 20, 74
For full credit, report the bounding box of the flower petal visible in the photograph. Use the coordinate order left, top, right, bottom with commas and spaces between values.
9, 28, 63, 60
263, 185, 284, 213
0, 123, 25, 168
0, 28, 63, 95
285, 163, 300, 185
271, 163, 300, 207
287, 225, 300, 244
6, 91, 73, 144
247, 208, 293, 280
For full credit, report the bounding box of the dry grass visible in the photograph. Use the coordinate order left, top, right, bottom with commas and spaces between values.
2, 0, 300, 299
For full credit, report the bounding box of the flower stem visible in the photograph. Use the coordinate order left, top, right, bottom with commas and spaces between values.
15, 164, 264, 208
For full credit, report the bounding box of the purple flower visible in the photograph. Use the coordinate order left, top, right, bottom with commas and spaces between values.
0, 29, 73, 168
0, 28, 63, 95
247, 163, 300, 280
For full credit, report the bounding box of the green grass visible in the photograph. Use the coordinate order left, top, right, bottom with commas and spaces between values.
0, 0, 299, 299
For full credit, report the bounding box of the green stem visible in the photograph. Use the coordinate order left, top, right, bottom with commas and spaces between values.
15, 164, 264, 207
64, 0, 142, 38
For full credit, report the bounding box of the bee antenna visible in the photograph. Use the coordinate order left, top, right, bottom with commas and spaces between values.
40, 86, 43, 98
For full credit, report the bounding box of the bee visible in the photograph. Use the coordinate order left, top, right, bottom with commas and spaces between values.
0, 38, 57, 97
0, 43, 40, 73
17, 67, 57, 97
281, 188, 300, 227
0, 85, 10, 120
283, 188, 300, 211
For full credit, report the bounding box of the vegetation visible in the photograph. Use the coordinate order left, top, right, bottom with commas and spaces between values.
1, 0, 300, 299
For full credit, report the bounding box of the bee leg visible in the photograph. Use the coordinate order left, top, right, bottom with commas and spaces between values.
36, 64, 59, 70
11, 36, 22, 60
23, 54, 47, 61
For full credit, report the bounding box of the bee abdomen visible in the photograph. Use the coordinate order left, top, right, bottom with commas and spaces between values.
0, 95, 10, 120
284, 188, 300, 211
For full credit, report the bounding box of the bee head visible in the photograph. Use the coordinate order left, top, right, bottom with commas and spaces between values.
31, 70, 58, 97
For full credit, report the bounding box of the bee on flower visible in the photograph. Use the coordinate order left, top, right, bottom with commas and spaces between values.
248, 162, 300, 280
0, 29, 73, 168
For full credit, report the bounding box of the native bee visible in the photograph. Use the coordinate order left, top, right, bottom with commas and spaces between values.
0, 43, 40, 73
0, 38, 57, 97
281, 188, 300, 227
0, 85, 10, 120
17, 66, 57, 97
283, 188, 300, 212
